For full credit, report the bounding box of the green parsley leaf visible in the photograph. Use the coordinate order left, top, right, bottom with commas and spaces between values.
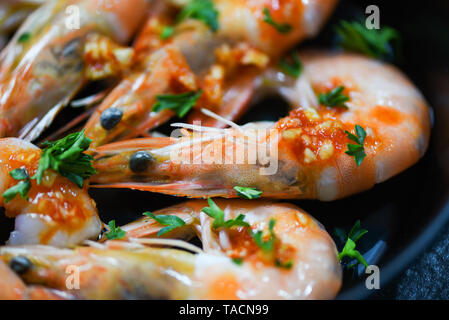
232, 258, 243, 266
32, 130, 97, 188
262, 8, 292, 34
18, 32, 31, 43
348, 220, 368, 242
10, 168, 29, 181
279, 51, 302, 78
338, 238, 368, 268
2, 168, 31, 203
337, 220, 369, 269
318, 86, 350, 109
152, 90, 202, 118
335, 20, 401, 62
344, 125, 367, 166
202, 198, 250, 229
177, 0, 219, 32
275, 259, 293, 269
251, 219, 276, 252
105, 220, 126, 240
160, 26, 175, 40
234, 186, 262, 200
143, 212, 186, 237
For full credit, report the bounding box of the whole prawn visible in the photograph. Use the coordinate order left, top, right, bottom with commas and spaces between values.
0, 0, 148, 141
0, 137, 102, 246
0, 200, 342, 300
83, 0, 338, 148
91, 51, 431, 201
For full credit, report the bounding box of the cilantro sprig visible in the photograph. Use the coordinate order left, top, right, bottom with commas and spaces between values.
251, 219, 276, 252
344, 125, 367, 166
201, 198, 250, 229
160, 26, 175, 40
234, 186, 262, 200
177, 0, 219, 32
279, 51, 302, 78
336, 220, 368, 269
152, 90, 203, 118
318, 86, 350, 109
18, 32, 31, 44
2, 169, 31, 203
2, 131, 96, 203
275, 259, 293, 269
33, 130, 97, 188
143, 212, 186, 237
105, 220, 126, 240
335, 20, 401, 62
262, 8, 292, 34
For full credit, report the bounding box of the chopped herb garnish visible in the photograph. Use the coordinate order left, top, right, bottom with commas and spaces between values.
234, 186, 262, 200
251, 219, 276, 252
275, 259, 293, 269
177, 0, 219, 32
279, 51, 302, 78
262, 8, 292, 34
105, 220, 126, 240
347, 220, 368, 242
10, 168, 30, 181
202, 198, 250, 229
335, 20, 401, 62
344, 125, 367, 166
32, 130, 97, 188
160, 26, 175, 40
143, 212, 186, 237
232, 258, 243, 266
18, 32, 31, 43
152, 90, 202, 118
336, 220, 368, 269
2, 169, 31, 203
318, 86, 350, 109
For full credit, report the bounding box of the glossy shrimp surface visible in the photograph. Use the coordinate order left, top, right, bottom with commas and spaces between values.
0, 0, 148, 141
0, 138, 101, 246
91, 51, 431, 201
83, 0, 337, 148
0, 200, 342, 300
0, 0, 45, 48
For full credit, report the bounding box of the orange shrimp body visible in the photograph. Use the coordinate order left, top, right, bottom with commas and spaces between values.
0, 200, 341, 300
91, 51, 431, 201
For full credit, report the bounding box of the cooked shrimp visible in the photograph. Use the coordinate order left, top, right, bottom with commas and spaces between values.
91, 51, 431, 201
0, 200, 342, 300
83, 0, 338, 148
0, 0, 148, 141
0, 1, 45, 47
0, 138, 101, 246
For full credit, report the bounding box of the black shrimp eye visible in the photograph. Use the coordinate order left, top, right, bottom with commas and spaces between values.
129, 151, 154, 173
100, 108, 123, 130
9, 256, 33, 275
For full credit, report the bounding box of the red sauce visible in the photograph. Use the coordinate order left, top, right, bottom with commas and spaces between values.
276, 108, 349, 166
224, 227, 296, 269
